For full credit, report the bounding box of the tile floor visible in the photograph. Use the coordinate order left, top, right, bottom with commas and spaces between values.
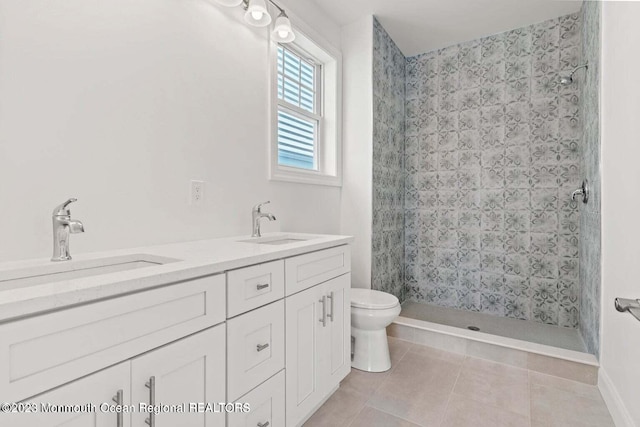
304, 337, 614, 427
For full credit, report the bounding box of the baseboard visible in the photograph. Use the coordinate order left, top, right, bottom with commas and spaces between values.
598, 368, 636, 427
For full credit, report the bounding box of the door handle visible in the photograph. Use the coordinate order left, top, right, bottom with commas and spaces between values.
112, 389, 124, 427
615, 298, 640, 322
319, 296, 327, 327
257, 343, 270, 352
256, 283, 269, 290
145, 376, 156, 427
327, 291, 335, 322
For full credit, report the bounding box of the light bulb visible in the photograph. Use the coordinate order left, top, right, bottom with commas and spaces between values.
272, 11, 295, 43
244, 0, 271, 27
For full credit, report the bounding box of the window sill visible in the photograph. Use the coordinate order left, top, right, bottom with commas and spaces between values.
269, 167, 342, 187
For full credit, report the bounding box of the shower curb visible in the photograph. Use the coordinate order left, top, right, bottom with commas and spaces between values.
389, 316, 599, 385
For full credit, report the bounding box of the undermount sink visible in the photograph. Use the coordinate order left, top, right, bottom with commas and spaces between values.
0, 254, 180, 291
238, 235, 312, 245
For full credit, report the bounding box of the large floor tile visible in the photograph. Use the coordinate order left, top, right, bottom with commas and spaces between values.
349, 406, 422, 427
528, 371, 602, 400
366, 347, 462, 426
441, 393, 530, 427
453, 357, 530, 416
388, 336, 413, 365
303, 386, 368, 427
530, 383, 615, 427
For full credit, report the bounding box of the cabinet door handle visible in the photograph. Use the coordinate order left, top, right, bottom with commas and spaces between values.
112, 389, 124, 427
327, 291, 334, 322
319, 295, 327, 327
144, 376, 156, 427
256, 343, 270, 352
257, 422, 270, 427
256, 283, 269, 290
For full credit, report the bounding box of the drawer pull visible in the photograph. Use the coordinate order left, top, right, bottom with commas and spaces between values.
256, 283, 270, 290
256, 343, 270, 352
257, 422, 270, 427
144, 376, 156, 427
112, 389, 124, 427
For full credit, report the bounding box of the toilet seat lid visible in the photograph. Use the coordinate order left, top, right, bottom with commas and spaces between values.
351, 288, 399, 309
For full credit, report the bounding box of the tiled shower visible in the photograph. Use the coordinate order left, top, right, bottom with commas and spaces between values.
371, 2, 601, 355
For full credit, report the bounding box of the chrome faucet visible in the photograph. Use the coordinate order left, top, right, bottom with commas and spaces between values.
252, 201, 276, 238
52, 198, 85, 261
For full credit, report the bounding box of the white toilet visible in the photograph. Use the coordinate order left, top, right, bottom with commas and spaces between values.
350, 288, 401, 372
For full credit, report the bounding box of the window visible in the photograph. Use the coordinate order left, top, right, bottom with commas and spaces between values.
270, 28, 341, 186
276, 46, 320, 170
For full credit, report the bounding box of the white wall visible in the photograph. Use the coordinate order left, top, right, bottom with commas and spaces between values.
339, 15, 373, 288
0, 0, 342, 262
599, 3, 640, 426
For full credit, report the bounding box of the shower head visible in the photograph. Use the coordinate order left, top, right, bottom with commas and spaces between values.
560, 63, 589, 85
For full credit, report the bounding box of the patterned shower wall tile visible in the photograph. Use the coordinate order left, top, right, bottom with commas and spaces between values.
504, 168, 530, 188
458, 230, 481, 251
504, 254, 530, 276
558, 139, 581, 165
531, 232, 559, 256
482, 168, 505, 189
481, 211, 504, 231
531, 256, 559, 279
559, 258, 579, 280
505, 295, 531, 320
531, 74, 560, 99
559, 279, 579, 304
480, 293, 506, 316
559, 233, 579, 258
505, 102, 531, 126
400, 12, 583, 328
504, 231, 530, 254
458, 250, 481, 270
559, 13, 581, 48
504, 210, 531, 231
504, 275, 531, 297
532, 277, 559, 304
459, 268, 481, 289
504, 189, 530, 210
481, 272, 505, 292
533, 301, 559, 325
481, 252, 505, 273
505, 123, 531, 145
558, 302, 579, 328
505, 78, 531, 103
438, 229, 459, 249
458, 210, 482, 229
480, 189, 505, 211
531, 165, 559, 188
481, 231, 505, 252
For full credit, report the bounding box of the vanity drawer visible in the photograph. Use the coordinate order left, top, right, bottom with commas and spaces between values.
226, 300, 285, 401
228, 370, 285, 427
285, 245, 351, 295
227, 260, 285, 318
0, 274, 225, 402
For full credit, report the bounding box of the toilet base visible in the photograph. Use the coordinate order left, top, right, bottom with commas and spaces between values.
351, 327, 391, 372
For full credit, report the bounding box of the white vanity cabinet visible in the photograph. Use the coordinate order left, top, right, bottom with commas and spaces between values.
284, 246, 351, 427
0, 237, 352, 427
5, 362, 131, 427
131, 325, 226, 427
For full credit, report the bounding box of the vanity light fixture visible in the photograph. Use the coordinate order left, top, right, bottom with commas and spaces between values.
213, 0, 295, 43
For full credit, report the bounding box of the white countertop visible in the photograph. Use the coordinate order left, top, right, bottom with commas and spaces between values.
0, 232, 353, 322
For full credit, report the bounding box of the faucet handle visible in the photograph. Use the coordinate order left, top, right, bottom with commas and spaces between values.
53, 198, 78, 216
252, 201, 270, 212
